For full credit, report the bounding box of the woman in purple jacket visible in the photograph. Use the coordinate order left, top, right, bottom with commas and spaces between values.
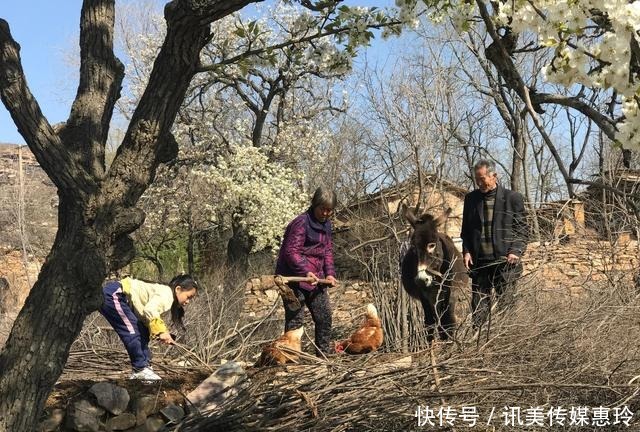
275, 186, 339, 355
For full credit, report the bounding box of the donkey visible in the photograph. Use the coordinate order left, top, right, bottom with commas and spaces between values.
400, 207, 469, 342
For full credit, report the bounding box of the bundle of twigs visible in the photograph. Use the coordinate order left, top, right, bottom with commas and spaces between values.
170, 269, 640, 431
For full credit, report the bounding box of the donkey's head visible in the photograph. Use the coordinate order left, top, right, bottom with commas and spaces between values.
403, 206, 451, 286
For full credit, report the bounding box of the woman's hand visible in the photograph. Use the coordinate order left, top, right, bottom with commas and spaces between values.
158, 332, 175, 345
306, 272, 319, 285
326, 275, 338, 287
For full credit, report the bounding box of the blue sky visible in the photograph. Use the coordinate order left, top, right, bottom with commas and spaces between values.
1, 1, 82, 144
0, 1, 403, 145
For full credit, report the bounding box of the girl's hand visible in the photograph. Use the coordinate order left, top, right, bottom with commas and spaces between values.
326, 275, 338, 287
158, 332, 175, 345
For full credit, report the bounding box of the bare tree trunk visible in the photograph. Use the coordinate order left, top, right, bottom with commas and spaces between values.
0, 201, 106, 431
151, 256, 165, 280
520, 120, 541, 242
599, 131, 612, 240
400, 283, 409, 353
413, 145, 424, 213
510, 115, 525, 193
187, 227, 195, 275
226, 219, 253, 276
199, 229, 223, 273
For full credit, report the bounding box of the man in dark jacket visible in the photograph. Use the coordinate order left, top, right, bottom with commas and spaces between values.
461, 160, 528, 328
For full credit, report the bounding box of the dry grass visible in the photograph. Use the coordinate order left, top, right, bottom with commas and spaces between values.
169, 267, 640, 431
4, 241, 640, 431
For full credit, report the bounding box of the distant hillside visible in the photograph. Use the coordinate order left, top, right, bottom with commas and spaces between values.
0, 143, 57, 257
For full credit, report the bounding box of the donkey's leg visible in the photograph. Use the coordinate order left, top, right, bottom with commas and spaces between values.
420, 297, 437, 342
438, 302, 456, 340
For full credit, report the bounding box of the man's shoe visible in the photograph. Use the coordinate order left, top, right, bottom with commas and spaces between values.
129, 367, 161, 382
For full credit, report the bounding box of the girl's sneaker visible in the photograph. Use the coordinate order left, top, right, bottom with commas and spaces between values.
129, 367, 161, 381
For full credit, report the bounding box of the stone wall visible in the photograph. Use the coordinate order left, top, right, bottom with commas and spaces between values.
522, 235, 639, 295
40, 362, 246, 432
241, 236, 640, 324
41, 381, 176, 432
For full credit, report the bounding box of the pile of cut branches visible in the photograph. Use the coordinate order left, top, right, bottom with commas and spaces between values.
172, 270, 640, 431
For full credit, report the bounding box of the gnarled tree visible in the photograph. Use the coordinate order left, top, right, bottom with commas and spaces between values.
0, 1, 413, 429
0, 1, 252, 430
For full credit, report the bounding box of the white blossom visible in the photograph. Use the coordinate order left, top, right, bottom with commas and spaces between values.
452, 0, 640, 150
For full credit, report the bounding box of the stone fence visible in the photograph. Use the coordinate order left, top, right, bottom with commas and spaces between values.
523, 236, 638, 295
241, 236, 640, 324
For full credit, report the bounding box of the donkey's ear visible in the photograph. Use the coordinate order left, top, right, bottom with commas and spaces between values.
401, 203, 419, 227
434, 207, 452, 227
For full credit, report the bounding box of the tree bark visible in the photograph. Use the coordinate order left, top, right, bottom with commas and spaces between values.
0, 201, 106, 431
187, 227, 195, 275
226, 218, 253, 275
0, 0, 255, 429
510, 114, 525, 193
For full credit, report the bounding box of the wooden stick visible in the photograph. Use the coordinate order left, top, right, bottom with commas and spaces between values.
273, 276, 334, 310
275, 275, 333, 285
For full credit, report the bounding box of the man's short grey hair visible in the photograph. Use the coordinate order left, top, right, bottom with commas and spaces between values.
473, 159, 496, 174
310, 186, 337, 209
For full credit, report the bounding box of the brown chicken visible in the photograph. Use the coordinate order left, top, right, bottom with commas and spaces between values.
335, 304, 383, 354
255, 326, 304, 366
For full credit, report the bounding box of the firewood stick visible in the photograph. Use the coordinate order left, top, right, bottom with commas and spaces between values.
171, 341, 215, 372
275, 275, 333, 285
252, 276, 336, 311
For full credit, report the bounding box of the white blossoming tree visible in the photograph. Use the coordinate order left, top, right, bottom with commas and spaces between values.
396, 0, 640, 191
121, 4, 373, 276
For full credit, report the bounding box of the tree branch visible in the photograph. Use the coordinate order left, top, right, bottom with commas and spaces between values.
0, 19, 95, 199
299, 0, 340, 12
568, 177, 640, 216
531, 92, 617, 141
170, 0, 264, 26
196, 20, 402, 74
63, 0, 125, 178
